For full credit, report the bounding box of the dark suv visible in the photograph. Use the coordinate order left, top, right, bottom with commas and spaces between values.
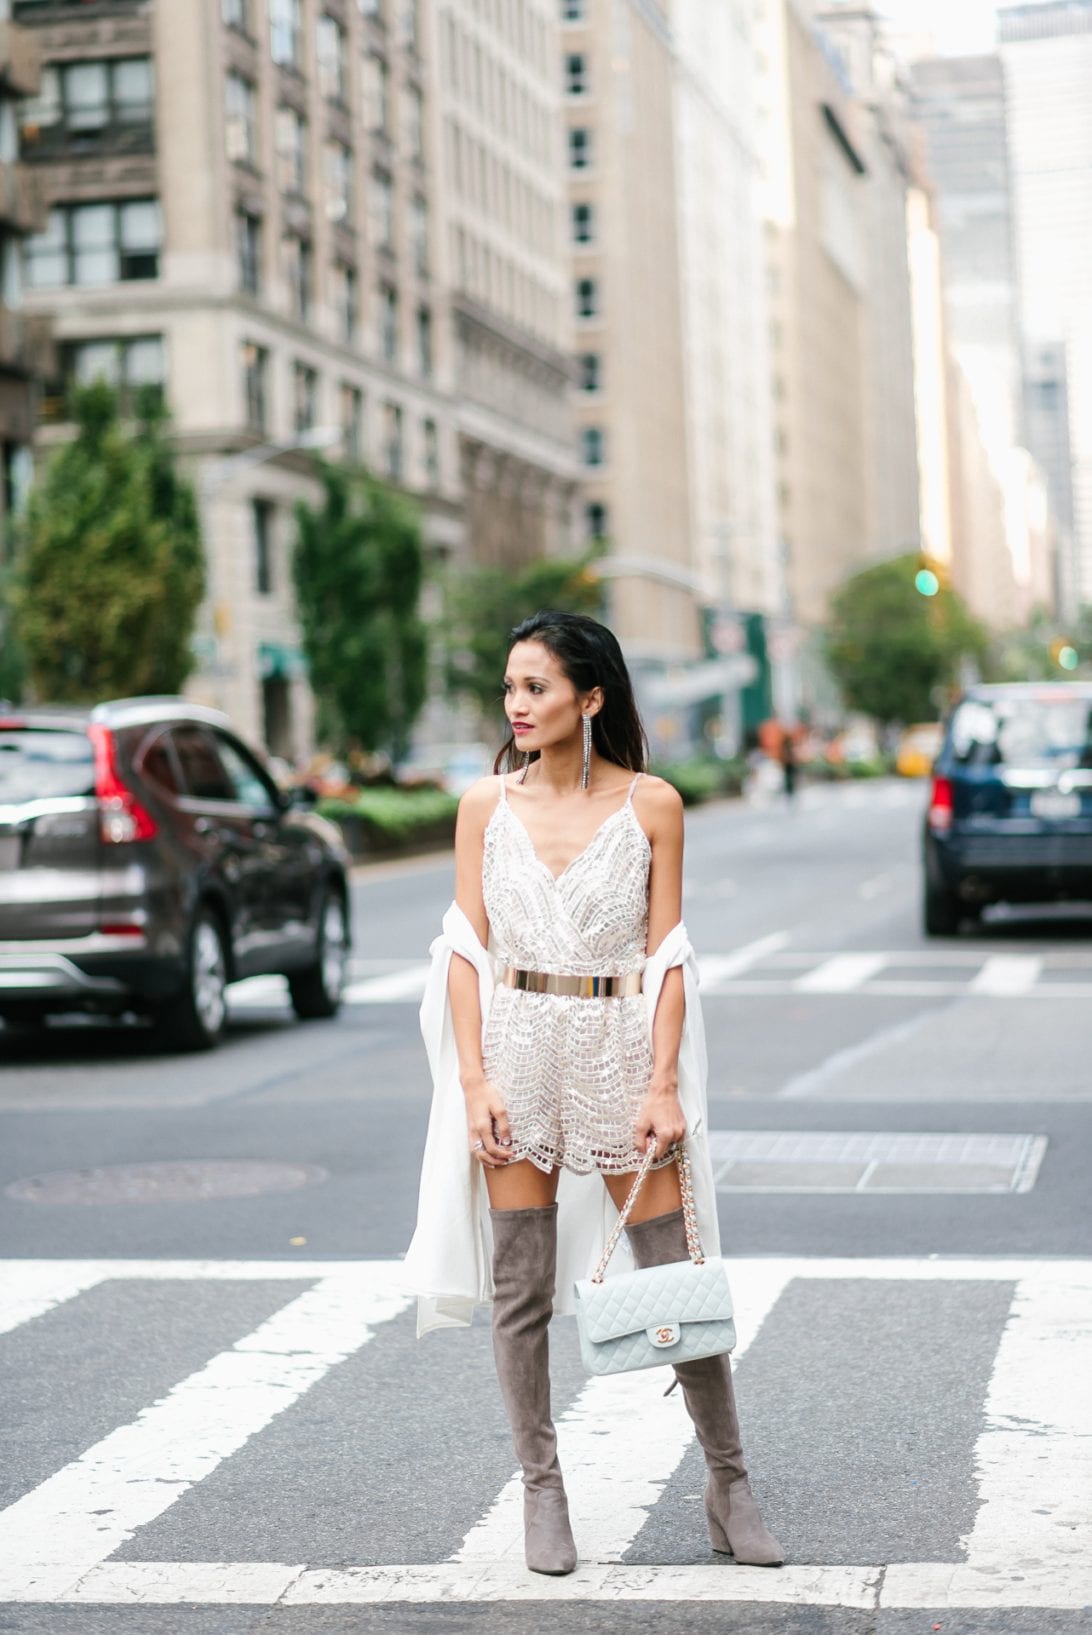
0, 698, 351, 1048
923, 682, 1092, 934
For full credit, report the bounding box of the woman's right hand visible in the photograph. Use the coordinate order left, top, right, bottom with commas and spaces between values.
463, 1076, 514, 1167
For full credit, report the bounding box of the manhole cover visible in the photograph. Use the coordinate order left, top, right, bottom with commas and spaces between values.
5, 1160, 329, 1207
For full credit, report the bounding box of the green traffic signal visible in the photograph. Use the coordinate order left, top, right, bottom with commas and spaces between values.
914, 568, 940, 597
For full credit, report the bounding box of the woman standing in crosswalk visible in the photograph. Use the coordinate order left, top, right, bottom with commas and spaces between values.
404, 610, 782, 1576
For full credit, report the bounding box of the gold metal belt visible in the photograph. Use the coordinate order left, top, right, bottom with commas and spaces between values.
499, 965, 643, 998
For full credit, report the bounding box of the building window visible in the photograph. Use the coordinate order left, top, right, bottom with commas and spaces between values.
371, 169, 394, 249
416, 305, 432, 378
571, 201, 594, 244
403, 0, 419, 48
325, 140, 352, 224
585, 500, 608, 540
581, 426, 605, 467
562, 0, 585, 17
411, 193, 428, 275
25, 198, 161, 289
242, 341, 269, 433
236, 209, 261, 294
359, 0, 386, 16
62, 334, 164, 413
565, 53, 588, 96
253, 498, 275, 595
379, 283, 398, 361
364, 54, 390, 133
283, 233, 312, 320
20, 58, 155, 158
316, 15, 347, 101
383, 401, 403, 482
568, 125, 591, 169
340, 382, 364, 461
275, 105, 308, 195
292, 361, 318, 434
332, 261, 358, 342
579, 351, 600, 392
225, 71, 257, 164
270, 0, 303, 68
406, 85, 424, 160
575, 276, 597, 319
423, 417, 439, 489
222, 0, 251, 30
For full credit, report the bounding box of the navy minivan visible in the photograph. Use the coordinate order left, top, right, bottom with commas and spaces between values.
924, 682, 1092, 934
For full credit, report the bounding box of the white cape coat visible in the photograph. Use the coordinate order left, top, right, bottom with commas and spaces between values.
402, 901, 720, 1337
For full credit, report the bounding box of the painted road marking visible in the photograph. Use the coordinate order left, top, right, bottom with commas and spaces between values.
795, 954, 887, 993
2, 1258, 1089, 1608
697, 932, 791, 987
0, 1266, 411, 1602
968, 954, 1043, 995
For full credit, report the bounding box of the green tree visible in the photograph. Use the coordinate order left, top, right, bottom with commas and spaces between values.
293, 462, 428, 758
13, 382, 204, 702
826, 553, 988, 726
444, 551, 604, 717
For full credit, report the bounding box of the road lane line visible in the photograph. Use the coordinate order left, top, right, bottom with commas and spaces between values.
968, 955, 1042, 995
343, 962, 431, 1002
698, 932, 790, 988
0, 1270, 412, 1602
794, 954, 887, 993
883, 1266, 1092, 1609
0, 1263, 111, 1338
452, 1264, 791, 1567
858, 872, 893, 899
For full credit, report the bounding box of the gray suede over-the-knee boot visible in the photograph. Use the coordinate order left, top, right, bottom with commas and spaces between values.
625, 1208, 784, 1567
489, 1204, 577, 1575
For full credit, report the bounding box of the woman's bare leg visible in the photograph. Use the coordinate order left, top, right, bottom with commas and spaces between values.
486, 1157, 561, 1210
602, 1160, 681, 1222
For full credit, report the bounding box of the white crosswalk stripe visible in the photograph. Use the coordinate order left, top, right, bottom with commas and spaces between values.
1, 1257, 1090, 1610
228, 948, 1092, 1011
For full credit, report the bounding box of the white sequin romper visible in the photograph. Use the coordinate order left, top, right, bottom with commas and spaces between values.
481, 771, 666, 1175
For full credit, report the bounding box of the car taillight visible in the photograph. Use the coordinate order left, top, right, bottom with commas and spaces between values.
928, 775, 954, 832
89, 725, 158, 844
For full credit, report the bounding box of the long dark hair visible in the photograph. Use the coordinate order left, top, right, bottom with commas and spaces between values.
493, 610, 649, 776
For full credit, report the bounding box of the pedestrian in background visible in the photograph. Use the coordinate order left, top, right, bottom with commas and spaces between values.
404, 609, 782, 1577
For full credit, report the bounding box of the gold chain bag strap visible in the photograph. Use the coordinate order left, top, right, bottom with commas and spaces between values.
573, 1139, 736, 1377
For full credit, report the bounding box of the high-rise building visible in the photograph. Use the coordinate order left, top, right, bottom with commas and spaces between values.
0, 0, 49, 530
431, 0, 578, 573
1000, 0, 1092, 613
757, 0, 872, 650
14, 0, 577, 758
561, 0, 699, 671
909, 54, 1022, 461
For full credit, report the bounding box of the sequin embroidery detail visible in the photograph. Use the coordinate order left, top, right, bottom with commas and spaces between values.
481, 773, 666, 1176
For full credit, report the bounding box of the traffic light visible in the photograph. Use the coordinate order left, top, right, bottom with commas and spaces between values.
913, 553, 945, 597
1049, 636, 1079, 671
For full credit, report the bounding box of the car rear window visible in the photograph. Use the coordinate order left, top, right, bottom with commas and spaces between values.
0, 728, 95, 803
950, 695, 1092, 770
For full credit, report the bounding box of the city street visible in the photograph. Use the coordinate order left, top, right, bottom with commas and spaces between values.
1, 777, 1090, 1634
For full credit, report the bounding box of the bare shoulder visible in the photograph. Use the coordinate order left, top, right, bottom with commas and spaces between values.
457, 773, 505, 825
632, 773, 684, 834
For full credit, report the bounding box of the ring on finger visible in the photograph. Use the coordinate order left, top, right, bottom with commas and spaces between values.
472, 1139, 485, 1152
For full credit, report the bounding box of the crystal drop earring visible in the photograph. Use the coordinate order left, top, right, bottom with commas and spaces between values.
581, 713, 592, 790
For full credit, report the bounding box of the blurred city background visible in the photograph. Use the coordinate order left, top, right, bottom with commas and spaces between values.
1, 0, 1090, 792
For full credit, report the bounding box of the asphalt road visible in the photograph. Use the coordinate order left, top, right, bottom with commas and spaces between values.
2, 777, 1090, 1635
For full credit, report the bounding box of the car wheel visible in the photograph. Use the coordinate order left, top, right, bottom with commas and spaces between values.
156, 908, 229, 1052
923, 879, 961, 937
288, 888, 348, 1021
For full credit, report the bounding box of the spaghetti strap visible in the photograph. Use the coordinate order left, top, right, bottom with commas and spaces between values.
496, 772, 509, 804
625, 772, 643, 803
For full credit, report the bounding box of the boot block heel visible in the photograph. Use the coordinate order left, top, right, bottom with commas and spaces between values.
705, 1477, 784, 1567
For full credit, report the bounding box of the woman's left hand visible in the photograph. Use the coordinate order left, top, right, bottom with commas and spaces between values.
634, 1079, 687, 1155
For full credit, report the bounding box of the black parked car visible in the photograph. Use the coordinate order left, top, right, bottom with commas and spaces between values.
0, 698, 351, 1048
923, 682, 1092, 935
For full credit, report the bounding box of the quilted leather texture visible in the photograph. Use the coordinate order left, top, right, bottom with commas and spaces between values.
573, 1258, 736, 1377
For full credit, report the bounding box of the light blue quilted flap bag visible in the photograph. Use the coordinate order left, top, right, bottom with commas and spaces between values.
573, 1140, 736, 1377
